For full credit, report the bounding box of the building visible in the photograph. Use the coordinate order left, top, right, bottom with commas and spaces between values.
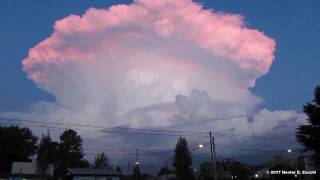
9, 160, 54, 180
199, 159, 250, 180
66, 168, 122, 180
198, 161, 233, 180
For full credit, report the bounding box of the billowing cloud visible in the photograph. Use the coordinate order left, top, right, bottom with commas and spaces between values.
1, 0, 304, 166
21, 0, 275, 122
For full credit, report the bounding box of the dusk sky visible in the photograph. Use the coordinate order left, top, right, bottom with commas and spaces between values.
0, 0, 320, 172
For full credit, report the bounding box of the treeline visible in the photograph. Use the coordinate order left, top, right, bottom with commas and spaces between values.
0, 127, 122, 178
0, 126, 196, 180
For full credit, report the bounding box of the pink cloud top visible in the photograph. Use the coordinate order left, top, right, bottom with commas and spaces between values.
22, 0, 275, 84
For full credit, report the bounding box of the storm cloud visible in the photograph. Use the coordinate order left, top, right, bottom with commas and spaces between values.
1, 0, 304, 165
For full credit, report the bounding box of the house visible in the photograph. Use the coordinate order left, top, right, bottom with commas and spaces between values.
66, 168, 122, 180
9, 160, 54, 180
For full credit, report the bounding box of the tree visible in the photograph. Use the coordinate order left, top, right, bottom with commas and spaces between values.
36, 132, 58, 177
296, 85, 320, 169
94, 152, 112, 169
55, 129, 86, 177
116, 165, 122, 174
79, 159, 90, 168
0, 126, 38, 173
173, 137, 195, 180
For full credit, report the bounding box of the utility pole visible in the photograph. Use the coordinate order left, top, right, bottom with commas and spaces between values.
210, 131, 218, 180
166, 160, 169, 180
212, 136, 218, 180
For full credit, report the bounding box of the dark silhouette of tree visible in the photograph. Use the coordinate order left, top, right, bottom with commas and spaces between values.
116, 165, 122, 173
55, 129, 86, 177
296, 86, 320, 169
36, 131, 58, 177
79, 159, 90, 168
173, 137, 195, 180
94, 152, 112, 168
0, 126, 38, 173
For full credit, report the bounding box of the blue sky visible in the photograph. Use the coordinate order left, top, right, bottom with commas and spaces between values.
0, 0, 319, 113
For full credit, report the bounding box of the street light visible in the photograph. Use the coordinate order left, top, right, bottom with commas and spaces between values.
197, 132, 218, 180
198, 143, 204, 149
135, 161, 139, 165
287, 149, 292, 153
254, 174, 259, 178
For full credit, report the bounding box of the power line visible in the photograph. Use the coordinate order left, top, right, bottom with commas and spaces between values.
213, 132, 296, 143
0, 119, 206, 137
197, 142, 294, 154
2, 116, 206, 133
86, 145, 291, 158
0, 121, 295, 146
0, 116, 207, 136
0, 116, 297, 142
86, 150, 174, 157
0, 118, 296, 156
216, 146, 289, 153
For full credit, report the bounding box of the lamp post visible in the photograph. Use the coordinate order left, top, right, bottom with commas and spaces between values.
198, 143, 204, 149
135, 149, 139, 180
197, 132, 217, 180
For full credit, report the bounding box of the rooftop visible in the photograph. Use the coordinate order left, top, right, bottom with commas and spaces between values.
67, 168, 121, 176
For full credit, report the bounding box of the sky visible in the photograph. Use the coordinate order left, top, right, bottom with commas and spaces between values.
0, 0, 319, 112
0, 0, 320, 173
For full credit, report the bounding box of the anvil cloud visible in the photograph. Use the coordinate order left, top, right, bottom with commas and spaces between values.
22, 0, 275, 117
3, 0, 303, 161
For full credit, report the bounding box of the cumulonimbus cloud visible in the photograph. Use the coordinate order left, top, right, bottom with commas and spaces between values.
22, 0, 275, 118
2, 0, 304, 163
